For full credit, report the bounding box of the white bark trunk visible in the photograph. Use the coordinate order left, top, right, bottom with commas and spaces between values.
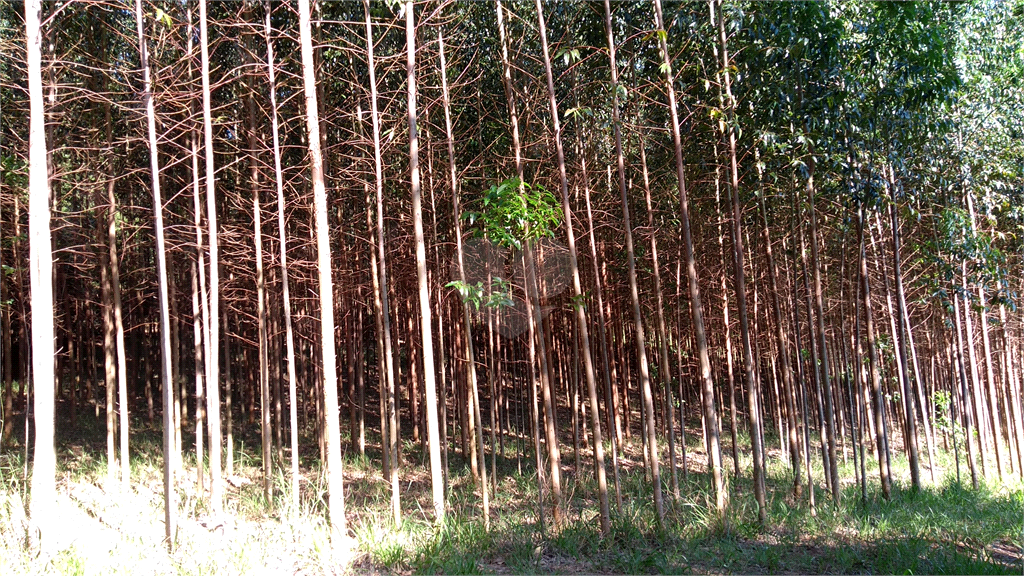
26, 0, 56, 550
299, 0, 345, 538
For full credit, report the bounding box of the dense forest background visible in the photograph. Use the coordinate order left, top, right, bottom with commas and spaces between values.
1, 0, 1023, 573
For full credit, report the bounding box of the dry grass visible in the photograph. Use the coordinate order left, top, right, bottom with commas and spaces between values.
1, 406, 1022, 574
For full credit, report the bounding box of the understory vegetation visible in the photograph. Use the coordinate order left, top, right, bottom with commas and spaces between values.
2, 0, 1023, 573
2, 408, 1021, 575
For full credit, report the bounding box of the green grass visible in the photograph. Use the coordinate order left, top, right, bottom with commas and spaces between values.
1, 406, 1022, 574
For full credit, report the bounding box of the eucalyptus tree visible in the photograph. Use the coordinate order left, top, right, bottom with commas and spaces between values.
714, 0, 766, 523
264, 0, 300, 516
363, 0, 400, 524
603, 0, 663, 525
299, 0, 345, 539
198, 0, 223, 516
25, 0, 55, 550
133, 0, 175, 547
404, 0, 445, 524
651, 0, 726, 518
493, 0, 557, 528
534, 0, 610, 536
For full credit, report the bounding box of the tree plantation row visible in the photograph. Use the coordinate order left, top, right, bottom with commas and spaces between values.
2, 0, 1022, 555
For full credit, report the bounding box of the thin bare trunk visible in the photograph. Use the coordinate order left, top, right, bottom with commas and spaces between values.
26, 0, 56, 549
198, 0, 222, 515
886, 177, 921, 490
967, 194, 1003, 478
537, 0, 610, 534
639, 141, 679, 502
133, 0, 175, 547
496, 0, 546, 529
438, 27, 487, 528
859, 204, 890, 500
299, 0, 344, 538
606, 0, 663, 525
404, 0, 444, 523
190, 261, 205, 495
362, 0, 399, 523
715, 0, 765, 521
264, 0, 299, 515
653, 0, 725, 517
756, 158, 801, 497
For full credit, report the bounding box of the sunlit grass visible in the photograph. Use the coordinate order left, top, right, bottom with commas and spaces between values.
0, 407, 1021, 574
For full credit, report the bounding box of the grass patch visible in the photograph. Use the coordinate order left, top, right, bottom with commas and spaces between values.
1, 405, 1021, 574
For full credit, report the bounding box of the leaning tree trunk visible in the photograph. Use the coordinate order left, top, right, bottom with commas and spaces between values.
537, 0, 610, 535
652, 0, 725, 518
134, 0, 175, 548
299, 0, 345, 539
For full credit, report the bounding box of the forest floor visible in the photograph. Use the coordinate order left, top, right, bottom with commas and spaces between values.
1, 402, 1023, 575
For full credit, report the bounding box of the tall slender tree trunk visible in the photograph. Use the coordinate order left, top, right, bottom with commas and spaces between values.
299, 0, 344, 538
253, 159, 271, 507
605, 0, 663, 525
190, 260, 205, 495
716, 160, 740, 479
886, 178, 921, 490
362, 0, 399, 523
639, 141, 679, 501
707, 2, 739, 481
198, 0, 223, 516
804, 165, 840, 504
524, 245, 564, 524
967, 194, 1003, 479
859, 204, 890, 500
953, 297, 980, 489
109, 115, 130, 496
536, 0, 610, 533
582, 63, 622, 504
756, 160, 801, 497
1002, 305, 1024, 478
264, 0, 299, 515
133, 0, 175, 547
715, 0, 765, 522
961, 260, 988, 478
652, 0, 725, 517
100, 90, 119, 491
186, 4, 210, 491
101, 229, 116, 489
26, 0, 56, 549
438, 27, 487, 528
522, 252, 547, 533
495, 0, 549, 528
244, 34, 272, 507
404, 0, 445, 523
